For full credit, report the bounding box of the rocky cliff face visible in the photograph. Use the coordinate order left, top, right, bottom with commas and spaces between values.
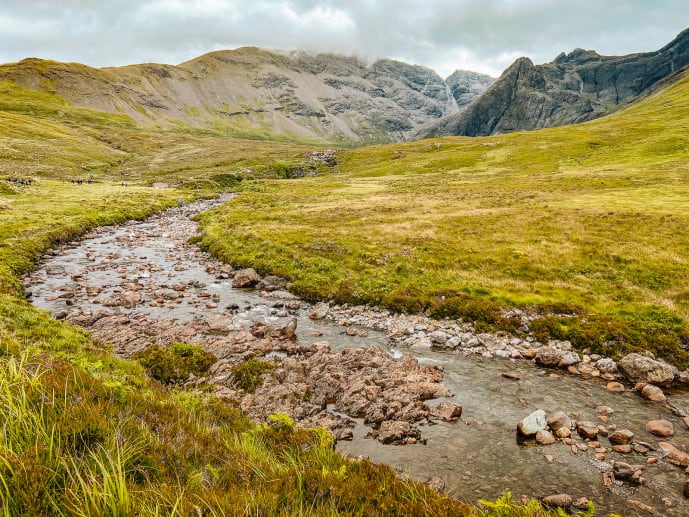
0, 49, 492, 144
424, 27, 689, 138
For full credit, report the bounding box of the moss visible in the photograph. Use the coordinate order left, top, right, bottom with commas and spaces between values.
133, 342, 216, 385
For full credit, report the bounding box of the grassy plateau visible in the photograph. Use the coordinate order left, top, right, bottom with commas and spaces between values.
0, 78, 569, 515
198, 70, 689, 368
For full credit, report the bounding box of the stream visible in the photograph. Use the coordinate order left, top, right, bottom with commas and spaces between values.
23, 196, 689, 516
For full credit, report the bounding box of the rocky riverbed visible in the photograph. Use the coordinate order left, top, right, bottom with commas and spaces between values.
24, 196, 689, 516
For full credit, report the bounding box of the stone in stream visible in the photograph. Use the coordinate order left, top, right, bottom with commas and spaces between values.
309, 302, 330, 320
429, 401, 462, 421
646, 419, 674, 437
374, 420, 421, 445
540, 494, 573, 509
640, 384, 667, 402
658, 442, 689, 467
205, 315, 232, 335
546, 411, 571, 431
684, 480, 689, 498
518, 409, 547, 437
606, 381, 625, 393
608, 429, 634, 445
536, 429, 556, 445
684, 416, 689, 429
576, 421, 598, 440
232, 268, 262, 288
251, 317, 298, 340
618, 353, 678, 386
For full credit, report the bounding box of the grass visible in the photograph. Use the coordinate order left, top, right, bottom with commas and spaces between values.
0, 80, 558, 514
197, 69, 689, 367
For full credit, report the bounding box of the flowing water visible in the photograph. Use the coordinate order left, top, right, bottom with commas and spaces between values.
25, 197, 689, 516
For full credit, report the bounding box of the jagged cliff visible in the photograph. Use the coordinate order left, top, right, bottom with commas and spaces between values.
423, 27, 689, 138
0, 49, 493, 144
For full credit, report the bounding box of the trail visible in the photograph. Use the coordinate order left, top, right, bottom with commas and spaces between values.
24, 196, 689, 515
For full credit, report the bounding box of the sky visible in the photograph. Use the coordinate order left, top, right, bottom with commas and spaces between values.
0, 0, 687, 78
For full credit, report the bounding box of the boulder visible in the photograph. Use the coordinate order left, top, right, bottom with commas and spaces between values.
646, 419, 674, 437
606, 382, 625, 393
609, 429, 634, 445
658, 442, 689, 466
535, 347, 561, 368
618, 353, 678, 386
205, 314, 232, 335
596, 357, 618, 374
518, 409, 547, 437
263, 317, 298, 340
232, 268, 262, 288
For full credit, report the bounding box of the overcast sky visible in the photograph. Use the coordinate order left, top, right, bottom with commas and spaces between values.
0, 1, 687, 77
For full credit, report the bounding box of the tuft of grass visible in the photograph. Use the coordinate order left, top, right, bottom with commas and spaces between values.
133, 342, 217, 385
197, 69, 689, 367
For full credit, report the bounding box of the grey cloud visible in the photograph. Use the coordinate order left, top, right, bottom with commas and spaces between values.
0, 0, 686, 77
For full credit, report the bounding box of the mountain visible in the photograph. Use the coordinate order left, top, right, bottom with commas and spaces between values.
423, 27, 689, 138
0, 49, 493, 145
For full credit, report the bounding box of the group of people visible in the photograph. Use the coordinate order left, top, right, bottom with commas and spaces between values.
5, 177, 33, 186
70, 179, 93, 185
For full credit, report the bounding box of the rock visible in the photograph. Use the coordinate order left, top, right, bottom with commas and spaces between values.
546, 411, 571, 431
641, 384, 667, 402
309, 302, 330, 320
646, 419, 674, 437
613, 444, 633, 454
427, 476, 445, 492
535, 347, 561, 368
612, 461, 635, 480
576, 421, 598, 440
555, 427, 572, 438
658, 442, 689, 467
684, 416, 689, 429
262, 317, 298, 340
258, 275, 287, 292
536, 430, 557, 445
205, 314, 232, 335
375, 420, 421, 445
684, 480, 689, 498
618, 353, 678, 386
606, 382, 625, 393
541, 494, 573, 509
596, 405, 614, 415
558, 350, 581, 368
429, 401, 462, 422
609, 429, 634, 445
232, 268, 262, 288
596, 357, 618, 374
518, 409, 547, 437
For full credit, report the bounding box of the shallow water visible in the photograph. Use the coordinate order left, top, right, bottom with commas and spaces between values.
26, 197, 689, 516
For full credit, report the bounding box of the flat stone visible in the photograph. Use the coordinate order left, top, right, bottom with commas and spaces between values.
607, 382, 625, 393
541, 494, 573, 509
609, 429, 634, 445
429, 401, 462, 422
641, 384, 667, 402
613, 444, 633, 454
576, 421, 598, 440
546, 411, 571, 431
646, 419, 674, 437
658, 442, 689, 467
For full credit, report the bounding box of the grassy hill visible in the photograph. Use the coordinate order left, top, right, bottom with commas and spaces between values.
197, 69, 689, 367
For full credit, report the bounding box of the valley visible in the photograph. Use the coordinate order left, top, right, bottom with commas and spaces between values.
2, 25, 689, 516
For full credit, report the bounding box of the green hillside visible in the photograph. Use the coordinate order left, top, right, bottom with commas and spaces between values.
198, 70, 689, 367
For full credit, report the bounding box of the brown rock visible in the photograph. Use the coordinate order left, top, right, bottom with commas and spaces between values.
683, 416, 689, 429
541, 494, 573, 508
618, 353, 678, 386
375, 420, 421, 445
576, 421, 598, 440
659, 442, 689, 466
232, 268, 262, 288
429, 401, 462, 422
641, 384, 667, 402
612, 461, 635, 480
646, 419, 674, 437
613, 444, 633, 453
606, 382, 625, 393
546, 411, 571, 431
684, 480, 689, 498
536, 429, 557, 445
609, 429, 634, 445
555, 427, 572, 438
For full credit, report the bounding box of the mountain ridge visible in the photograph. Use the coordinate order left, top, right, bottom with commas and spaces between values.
422, 27, 689, 138
0, 49, 494, 145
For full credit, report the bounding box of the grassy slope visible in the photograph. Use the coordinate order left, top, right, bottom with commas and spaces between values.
198, 70, 689, 367
0, 82, 562, 514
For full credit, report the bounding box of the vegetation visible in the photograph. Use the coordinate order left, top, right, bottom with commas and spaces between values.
231, 358, 275, 393
133, 342, 217, 385
0, 79, 557, 514
197, 70, 689, 367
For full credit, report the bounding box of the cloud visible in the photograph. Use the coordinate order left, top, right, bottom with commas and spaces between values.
0, 0, 686, 77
